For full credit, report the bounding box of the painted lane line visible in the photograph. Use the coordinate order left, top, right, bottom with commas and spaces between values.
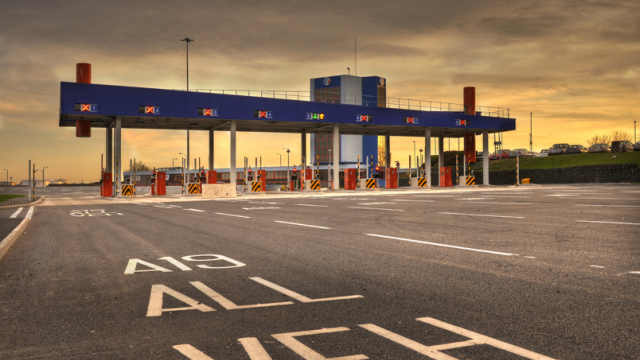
628, 272, 640, 275
575, 204, 640, 208
358, 202, 396, 205
451, 201, 531, 205
393, 199, 436, 202
173, 344, 215, 360
25, 206, 34, 220
481, 195, 530, 198
366, 234, 518, 256
243, 207, 281, 210
295, 204, 328, 207
9, 208, 23, 219
439, 212, 524, 219
250, 277, 363, 303
215, 212, 251, 219
184, 209, 205, 212
458, 198, 493, 200
523, 256, 537, 259
274, 221, 330, 229
576, 220, 640, 225
589, 265, 605, 268
348, 207, 404, 211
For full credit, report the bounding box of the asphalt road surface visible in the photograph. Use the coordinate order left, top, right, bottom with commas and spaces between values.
0, 184, 639, 359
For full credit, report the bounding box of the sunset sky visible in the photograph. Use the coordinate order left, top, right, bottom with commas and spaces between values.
1, 0, 638, 183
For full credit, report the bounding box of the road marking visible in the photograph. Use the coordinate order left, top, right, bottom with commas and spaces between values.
628, 271, 640, 275
190, 281, 293, 310
146, 284, 216, 317
173, 344, 215, 360
295, 204, 328, 207
185, 208, 205, 212
451, 201, 531, 205
9, 208, 23, 218
239, 338, 273, 360
574, 204, 640, 208
272, 327, 367, 360
348, 207, 404, 211
416, 317, 557, 360
215, 212, 251, 218
439, 212, 524, 219
589, 265, 605, 268
274, 221, 331, 229
25, 206, 34, 220
358, 202, 396, 205
243, 207, 281, 210
481, 195, 530, 198
366, 234, 518, 256
458, 198, 493, 200
250, 277, 363, 303
524, 256, 537, 259
393, 199, 436, 202
576, 220, 640, 225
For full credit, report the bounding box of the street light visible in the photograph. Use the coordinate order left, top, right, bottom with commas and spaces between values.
3, 169, 7, 187
181, 38, 194, 189
277, 153, 282, 167
42, 166, 48, 187
283, 148, 290, 188
172, 158, 178, 167
328, 148, 332, 190
419, 149, 423, 177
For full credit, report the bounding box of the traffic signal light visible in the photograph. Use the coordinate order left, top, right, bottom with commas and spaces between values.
151, 169, 156, 184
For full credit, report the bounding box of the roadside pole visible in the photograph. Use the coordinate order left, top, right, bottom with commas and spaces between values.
516, 154, 520, 186
28, 160, 32, 201
456, 154, 459, 185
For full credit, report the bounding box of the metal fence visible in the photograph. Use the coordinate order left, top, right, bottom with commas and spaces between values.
175, 89, 510, 118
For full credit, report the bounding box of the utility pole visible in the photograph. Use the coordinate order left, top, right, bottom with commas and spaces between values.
42, 166, 48, 187
530, 112, 533, 153
635, 121, 637, 143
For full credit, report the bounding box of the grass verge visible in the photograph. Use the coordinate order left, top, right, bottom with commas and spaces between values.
470, 151, 640, 171
0, 194, 26, 203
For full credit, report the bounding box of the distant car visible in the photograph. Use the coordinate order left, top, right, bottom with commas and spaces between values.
538, 149, 549, 157
619, 140, 634, 152
549, 143, 569, 155
490, 149, 511, 160
588, 143, 610, 153
634, 141, 640, 151
564, 145, 587, 155
509, 148, 528, 158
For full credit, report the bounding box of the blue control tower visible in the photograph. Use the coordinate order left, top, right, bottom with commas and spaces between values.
309, 75, 386, 169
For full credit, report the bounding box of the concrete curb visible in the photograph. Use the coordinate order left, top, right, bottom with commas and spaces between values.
0, 206, 34, 261
0, 196, 45, 210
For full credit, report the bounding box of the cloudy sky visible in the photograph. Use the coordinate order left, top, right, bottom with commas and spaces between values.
0, 0, 638, 182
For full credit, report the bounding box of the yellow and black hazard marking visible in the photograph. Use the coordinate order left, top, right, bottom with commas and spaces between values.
122, 185, 134, 196
251, 182, 262, 192
417, 177, 427, 188
365, 178, 376, 189
310, 180, 321, 190
466, 176, 476, 186
188, 183, 201, 194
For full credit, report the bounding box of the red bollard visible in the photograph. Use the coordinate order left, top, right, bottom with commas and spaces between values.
156, 171, 166, 195
102, 173, 113, 197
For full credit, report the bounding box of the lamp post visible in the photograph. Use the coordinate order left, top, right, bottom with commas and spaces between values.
419, 149, 423, 177
172, 158, 178, 167
277, 153, 282, 167
530, 112, 533, 153
328, 148, 332, 190
283, 148, 290, 188
3, 169, 7, 187
42, 166, 48, 187
181, 38, 193, 189
635, 121, 636, 143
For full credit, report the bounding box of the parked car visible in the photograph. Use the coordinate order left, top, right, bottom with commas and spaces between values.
509, 148, 528, 158
588, 143, 610, 153
634, 141, 640, 151
538, 149, 549, 157
564, 145, 587, 154
548, 143, 569, 155
490, 149, 511, 160
619, 140, 634, 152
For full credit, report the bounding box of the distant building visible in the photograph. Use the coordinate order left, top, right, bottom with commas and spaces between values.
18, 179, 67, 187
0, 181, 16, 186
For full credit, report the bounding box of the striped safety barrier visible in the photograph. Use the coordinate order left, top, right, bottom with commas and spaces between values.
251, 182, 262, 192
466, 176, 476, 186
188, 183, 201, 194
122, 185, 134, 196
365, 178, 376, 189
417, 177, 427, 188
310, 180, 321, 190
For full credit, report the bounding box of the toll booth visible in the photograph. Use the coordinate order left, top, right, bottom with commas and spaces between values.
440, 167, 453, 187
344, 169, 357, 190
102, 172, 113, 197
207, 171, 217, 184
156, 171, 166, 195
385, 168, 398, 189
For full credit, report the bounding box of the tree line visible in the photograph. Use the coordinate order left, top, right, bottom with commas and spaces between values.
586, 130, 633, 146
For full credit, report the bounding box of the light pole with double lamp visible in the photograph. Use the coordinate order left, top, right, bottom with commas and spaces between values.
172, 158, 178, 167
181, 38, 194, 192
277, 153, 282, 167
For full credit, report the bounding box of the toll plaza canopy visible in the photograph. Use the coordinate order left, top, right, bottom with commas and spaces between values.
59, 82, 515, 137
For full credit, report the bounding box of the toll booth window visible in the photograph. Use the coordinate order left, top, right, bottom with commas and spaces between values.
314, 87, 341, 104
377, 86, 386, 108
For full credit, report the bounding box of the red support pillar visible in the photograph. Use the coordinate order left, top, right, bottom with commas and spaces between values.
76, 63, 92, 137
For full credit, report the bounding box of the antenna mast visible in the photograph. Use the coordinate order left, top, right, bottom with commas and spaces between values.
355, 36, 358, 76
